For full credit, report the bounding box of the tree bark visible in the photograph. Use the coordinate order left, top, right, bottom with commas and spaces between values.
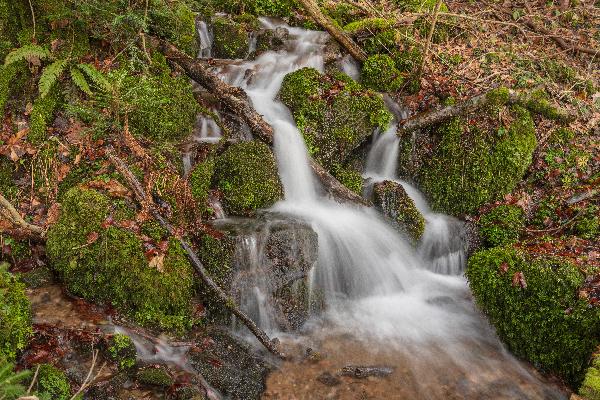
397, 88, 575, 136
296, 0, 368, 62
105, 146, 285, 359
160, 40, 370, 206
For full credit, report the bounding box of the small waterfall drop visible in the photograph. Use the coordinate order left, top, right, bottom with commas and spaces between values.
197, 20, 213, 58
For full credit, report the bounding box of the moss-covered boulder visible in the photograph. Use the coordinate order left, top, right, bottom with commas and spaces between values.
580, 352, 600, 400
212, 15, 250, 59
137, 365, 174, 388
213, 141, 283, 216
408, 103, 537, 216
332, 164, 363, 195
478, 205, 525, 247
279, 67, 392, 171
466, 246, 600, 385
0, 263, 32, 360
361, 54, 404, 92
373, 180, 425, 242
46, 187, 196, 331
189, 158, 215, 208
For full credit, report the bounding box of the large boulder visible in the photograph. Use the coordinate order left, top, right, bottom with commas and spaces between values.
372, 180, 425, 242
279, 67, 392, 173
199, 212, 319, 331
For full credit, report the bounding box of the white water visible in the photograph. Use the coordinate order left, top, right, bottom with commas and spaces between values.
210, 19, 565, 398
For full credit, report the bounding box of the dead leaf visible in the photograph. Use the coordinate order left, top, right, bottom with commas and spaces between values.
86, 231, 99, 245
148, 254, 165, 272
512, 271, 527, 289
45, 203, 61, 226
499, 262, 509, 274
83, 179, 131, 198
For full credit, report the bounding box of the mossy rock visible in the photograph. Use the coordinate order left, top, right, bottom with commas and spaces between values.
46, 188, 196, 331
122, 69, 198, 144
279, 67, 392, 171
373, 180, 425, 242
361, 54, 404, 92
478, 205, 525, 247
212, 15, 250, 59
137, 366, 174, 388
0, 263, 32, 360
580, 353, 600, 400
466, 246, 600, 385
343, 18, 395, 35
150, 1, 199, 57
35, 364, 71, 400
213, 141, 283, 216
107, 333, 137, 371
332, 164, 363, 195
414, 105, 537, 216
189, 158, 215, 208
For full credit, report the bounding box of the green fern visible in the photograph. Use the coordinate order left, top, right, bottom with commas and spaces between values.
0, 358, 31, 400
4, 45, 50, 66
70, 66, 92, 96
77, 63, 112, 93
39, 60, 68, 98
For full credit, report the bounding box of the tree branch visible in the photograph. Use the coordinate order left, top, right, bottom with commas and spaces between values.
0, 193, 44, 237
105, 146, 285, 358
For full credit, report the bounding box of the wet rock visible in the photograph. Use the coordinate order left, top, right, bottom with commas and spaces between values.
372, 180, 425, 242
207, 212, 319, 331
18, 265, 53, 288
188, 329, 272, 400
255, 27, 289, 55
340, 365, 394, 379
316, 371, 341, 386
136, 365, 174, 388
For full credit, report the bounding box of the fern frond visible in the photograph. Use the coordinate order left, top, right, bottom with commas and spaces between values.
39, 59, 67, 98
4, 45, 50, 66
1, 369, 31, 386
78, 63, 112, 93
70, 66, 92, 96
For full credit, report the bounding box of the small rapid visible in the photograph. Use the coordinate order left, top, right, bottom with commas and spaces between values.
205, 18, 566, 399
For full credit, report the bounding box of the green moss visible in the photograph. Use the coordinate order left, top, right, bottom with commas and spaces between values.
0, 158, 18, 202
107, 333, 137, 371
573, 205, 599, 240
140, 220, 167, 242
332, 165, 363, 195
251, 0, 296, 17
213, 141, 282, 216
343, 18, 394, 34
395, 0, 448, 12
418, 106, 537, 215
361, 54, 404, 92
150, 1, 199, 57
137, 366, 174, 388
324, 2, 362, 27
522, 89, 569, 122
485, 87, 511, 108
212, 16, 249, 59
36, 364, 71, 400
580, 354, 600, 400
466, 246, 600, 385
373, 181, 425, 241
46, 188, 196, 331
122, 70, 198, 144
280, 68, 391, 171
0, 264, 32, 360
479, 205, 525, 247
198, 234, 234, 291
29, 86, 61, 145
189, 159, 215, 207
0, 63, 20, 111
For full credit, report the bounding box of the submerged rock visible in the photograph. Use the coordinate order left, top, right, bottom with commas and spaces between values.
340, 365, 395, 378
201, 212, 319, 331
372, 180, 425, 242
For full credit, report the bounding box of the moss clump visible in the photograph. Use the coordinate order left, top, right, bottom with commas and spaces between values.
46, 188, 196, 331
0, 158, 18, 201
417, 105, 537, 215
466, 246, 600, 385
523, 89, 569, 122
150, 2, 199, 57
107, 333, 137, 371
0, 264, 32, 360
395, 0, 447, 12
137, 366, 174, 388
573, 205, 599, 240
212, 16, 250, 59
332, 165, 363, 195
361, 54, 404, 92
189, 159, 215, 207
36, 364, 71, 400
29, 87, 61, 145
479, 205, 525, 247
251, 0, 296, 18
373, 180, 425, 242
0, 63, 21, 111
280, 68, 392, 171
198, 234, 234, 291
343, 18, 394, 34
213, 141, 282, 216
122, 70, 198, 144
580, 354, 600, 400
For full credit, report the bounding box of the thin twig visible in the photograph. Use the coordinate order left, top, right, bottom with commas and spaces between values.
26, 365, 40, 395
418, 0, 444, 79
27, 0, 36, 41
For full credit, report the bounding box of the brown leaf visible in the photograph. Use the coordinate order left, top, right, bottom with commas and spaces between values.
83, 179, 131, 198
499, 262, 509, 274
45, 203, 61, 226
86, 231, 99, 245
148, 254, 165, 272
512, 271, 527, 289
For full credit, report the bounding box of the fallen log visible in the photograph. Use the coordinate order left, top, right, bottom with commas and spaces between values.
160, 40, 370, 206
105, 146, 285, 359
296, 0, 367, 62
397, 88, 575, 136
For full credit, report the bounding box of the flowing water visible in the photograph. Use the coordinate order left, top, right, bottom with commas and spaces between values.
204, 19, 566, 399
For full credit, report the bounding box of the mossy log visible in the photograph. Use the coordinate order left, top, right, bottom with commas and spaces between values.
397, 88, 575, 136
105, 147, 285, 358
159, 40, 369, 206
296, 0, 367, 62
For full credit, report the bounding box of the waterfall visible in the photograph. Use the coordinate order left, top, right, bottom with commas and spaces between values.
210, 18, 565, 399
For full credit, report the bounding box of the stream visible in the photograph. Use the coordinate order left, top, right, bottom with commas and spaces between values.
196, 19, 568, 399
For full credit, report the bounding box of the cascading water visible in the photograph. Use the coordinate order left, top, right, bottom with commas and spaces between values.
209, 18, 565, 399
